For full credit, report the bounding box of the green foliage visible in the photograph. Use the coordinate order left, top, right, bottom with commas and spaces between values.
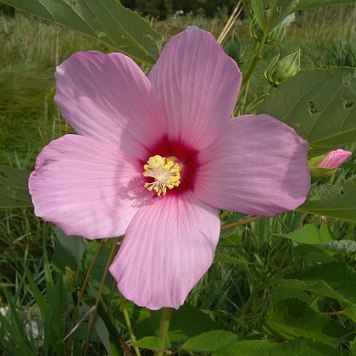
0, 0, 161, 66
215, 338, 346, 356
283, 223, 333, 244
267, 299, 348, 345
296, 0, 356, 10
287, 262, 356, 321
298, 183, 356, 223
182, 330, 237, 352
121, 0, 236, 19
0, 165, 31, 208
258, 68, 356, 155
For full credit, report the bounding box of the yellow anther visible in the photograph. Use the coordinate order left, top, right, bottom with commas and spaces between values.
143, 155, 182, 196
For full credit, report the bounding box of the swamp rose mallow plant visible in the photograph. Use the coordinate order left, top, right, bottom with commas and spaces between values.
29, 27, 310, 310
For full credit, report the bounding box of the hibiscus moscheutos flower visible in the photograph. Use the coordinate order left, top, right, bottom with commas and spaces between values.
317, 149, 352, 169
29, 27, 310, 310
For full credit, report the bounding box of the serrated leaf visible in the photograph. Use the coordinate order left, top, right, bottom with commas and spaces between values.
296, 0, 356, 11
133, 336, 163, 350
322, 240, 356, 255
284, 223, 333, 244
287, 262, 356, 321
182, 330, 237, 352
0, 165, 32, 208
266, 299, 347, 345
214, 337, 344, 356
0, 0, 161, 66
297, 183, 356, 223
214, 252, 248, 265
270, 279, 311, 305
258, 68, 356, 155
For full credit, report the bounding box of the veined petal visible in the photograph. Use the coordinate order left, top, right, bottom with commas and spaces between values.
195, 115, 311, 216
149, 26, 241, 150
29, 134, 148, 239
109, 192, 220, 310
55, 51, 167, 159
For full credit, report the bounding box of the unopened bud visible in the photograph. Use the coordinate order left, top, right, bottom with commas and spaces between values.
317, 149, 352, 169
223, 32, 244, 65
264, 50, 300, 86
308, 149, 352, 178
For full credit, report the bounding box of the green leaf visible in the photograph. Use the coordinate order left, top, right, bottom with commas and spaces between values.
296, 0, 356, 11
133, 337, 163, 350
287, 262, 356, 321
258, 68, 356, 155
168, 304, 217, 343
266, 299, 347, 345
52, 228, 85, 271
270, 279, 311, 305
297, 183, 356, 223
214, 252, 248, 265
250, 0, 267, 29
182, 330, 237, 352
0, 0, 161, 66
322, 240, 356, 255
283, 223, 333, 244
0, 165, 32, 208
214, 338, 344, 356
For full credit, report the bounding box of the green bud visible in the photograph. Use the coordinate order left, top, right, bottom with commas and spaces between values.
264, 49, 300, 86
249, 19, 286, 45
64, 266, 78, 292
265, 22, 286, 45
223, 32, 244, 65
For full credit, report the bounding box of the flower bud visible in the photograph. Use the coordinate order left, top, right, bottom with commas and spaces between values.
308, 149, 352, 178
317, 149, 352, 169
223, 32, 244, 65
264, 49, 300, 86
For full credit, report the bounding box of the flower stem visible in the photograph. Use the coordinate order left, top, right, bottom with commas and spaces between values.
238, 1, 278, 114
154, 308, 173, 356
122, 302, 141, 356
84, 239, 118, 355
221, 215, 262, 231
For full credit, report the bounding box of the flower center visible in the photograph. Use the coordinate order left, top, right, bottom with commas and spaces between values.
143, 155, 182, 196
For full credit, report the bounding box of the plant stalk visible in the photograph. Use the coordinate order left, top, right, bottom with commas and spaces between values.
154, 308, 173, 356
122, 302, 141, 356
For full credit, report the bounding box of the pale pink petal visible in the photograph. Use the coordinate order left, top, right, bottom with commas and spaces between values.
109, 192, 220, 310
317, 149, 352, 169
149, 26, 241, 150
55, 51, 167, 159
194, 115, 311, 216
29, 134, 148, 239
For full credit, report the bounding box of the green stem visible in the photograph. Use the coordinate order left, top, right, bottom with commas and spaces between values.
238, 30, 268, 115
84, 239, 118, 356
154, 308, 173, 356
122, 303, 141, 356
221, 215, 263, 231
238, 1, 278, 114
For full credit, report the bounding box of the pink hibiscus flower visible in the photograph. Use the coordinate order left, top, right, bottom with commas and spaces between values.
29, 27, 310, 310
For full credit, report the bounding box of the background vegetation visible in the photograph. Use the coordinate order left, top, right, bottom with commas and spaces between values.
0, 2, 355, 355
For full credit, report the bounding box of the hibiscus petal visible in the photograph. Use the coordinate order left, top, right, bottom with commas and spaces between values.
109, 192, 220, 310
149, 26, 241, 150
55, 51, 166, 159
195, 115, 311, 216
29, 134, 148, 239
